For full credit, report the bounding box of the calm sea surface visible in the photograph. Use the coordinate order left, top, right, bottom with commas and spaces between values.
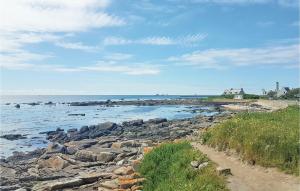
0, 95, 214, 157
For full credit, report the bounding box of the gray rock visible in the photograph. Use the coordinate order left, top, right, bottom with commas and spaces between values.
75, 150, 97, 162
96, 152, 115, 162
190, 161, 200, 168
198, 162, 209, 170
32, 177, 83, 191
0, 134, 26, 141
148, 118, 167, 124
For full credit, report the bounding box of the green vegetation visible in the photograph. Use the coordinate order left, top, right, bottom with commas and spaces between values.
201, 106, 300, 175
138, 142, 228, 191
281, 88, 300, 99
243, 94, 260, 99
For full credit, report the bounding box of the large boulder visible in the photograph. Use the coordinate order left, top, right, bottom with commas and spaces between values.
148, 118, 167, 124
75, 150, 97, 162
96, 152, 115, 163
122, 119, 143, 127
38, 156, 69, 171
46, 142, 67, 154
89, 122, 117, 138
32, 177, 83, 191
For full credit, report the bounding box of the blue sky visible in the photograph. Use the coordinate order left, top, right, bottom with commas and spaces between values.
0, 0, 299, 95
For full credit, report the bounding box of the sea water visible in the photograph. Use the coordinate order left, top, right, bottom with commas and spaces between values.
0, 95, 214, 157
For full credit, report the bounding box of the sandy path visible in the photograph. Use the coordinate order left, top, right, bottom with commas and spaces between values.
192, 143, 300, 191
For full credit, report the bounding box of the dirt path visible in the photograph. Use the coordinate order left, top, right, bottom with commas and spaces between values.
192, 143, 300, 191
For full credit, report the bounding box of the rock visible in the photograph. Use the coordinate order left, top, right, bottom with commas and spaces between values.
0, 134, 26, 140
111, 140, 140, 149
79, 172, 115, 184
32, 177, 83, 191
45, 101, 55, 105
122, 119, 143, 126
216, 166, 231, 176
89, 122, 117, 139
15, 188, 28, 191
148, 118, 167, 124
113, 166, 134, 175
38, 155, 69, 170
100, 179, 119, 189
46, 142, 66, 154
67, 128, 77, 133
198, 162, 209, 170
118, 177, 145, 189
79, 126, 89, 133
0, 185, 21, 191
190, 161, 200, 168
66, 146, 77, 155
15, 104, 20, 108
75, 150, 97, 162
96, 152, 115, 162
68, 113, 85, 116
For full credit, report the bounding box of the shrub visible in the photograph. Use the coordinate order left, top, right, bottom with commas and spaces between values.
138, 142, 228, 191
201, 106, 300, 175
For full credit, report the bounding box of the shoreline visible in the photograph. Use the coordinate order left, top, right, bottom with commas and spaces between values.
0, 100, 277, 190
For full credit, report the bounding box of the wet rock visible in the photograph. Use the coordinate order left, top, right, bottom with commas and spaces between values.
68, 113, 85, 116
148, 118, 167, 124
122, 119, 143, 126
0, 134, 26, 141
46, 142, 66, 154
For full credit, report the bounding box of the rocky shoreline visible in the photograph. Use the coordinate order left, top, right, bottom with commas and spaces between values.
0, 101, 270, 191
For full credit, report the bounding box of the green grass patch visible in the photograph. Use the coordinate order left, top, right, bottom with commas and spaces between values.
201, 106, 300, 175
138, 142, 228, 191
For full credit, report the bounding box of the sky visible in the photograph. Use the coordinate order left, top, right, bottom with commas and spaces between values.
0, 0, 299, 95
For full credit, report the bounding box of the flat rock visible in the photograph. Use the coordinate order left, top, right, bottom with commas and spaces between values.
100, 179, 119, 189
32, 177, 83, 191
113, 166, 134, 175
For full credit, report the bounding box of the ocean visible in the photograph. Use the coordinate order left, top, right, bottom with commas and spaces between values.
0, 95, 214, 157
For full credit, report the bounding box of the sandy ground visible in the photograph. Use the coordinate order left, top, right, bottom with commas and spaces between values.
192, 143, 300, 191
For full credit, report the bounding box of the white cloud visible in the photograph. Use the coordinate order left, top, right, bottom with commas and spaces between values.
55, 42, 98, 52
191, 0, 300, 7
103, 33, 207, 46
0, 0, 124, 32
168, 44, 299, 69
104, 53, 133, 60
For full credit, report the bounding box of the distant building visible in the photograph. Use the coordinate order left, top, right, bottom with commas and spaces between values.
223, 88, 245, 95
223, 88, 245, 99
234, 94, 244, 100
263, 82, 290, 98
277, 87, 290, 97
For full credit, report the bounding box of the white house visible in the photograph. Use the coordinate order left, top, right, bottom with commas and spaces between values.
277, 87, 290, 97
223, 88, 245, 95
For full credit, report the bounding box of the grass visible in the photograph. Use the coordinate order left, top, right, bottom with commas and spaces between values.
138, 142, 228, 191
201, 106, 300, 175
